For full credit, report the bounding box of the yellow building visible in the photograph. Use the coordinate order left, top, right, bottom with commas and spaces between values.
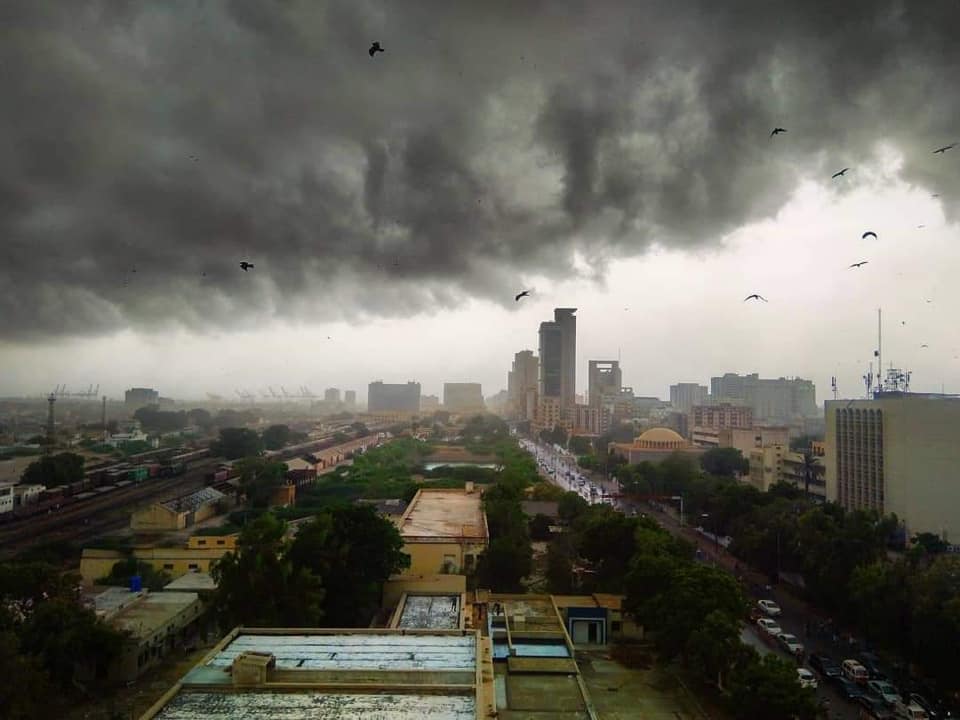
395, 487, 489, 577
130, 487, 226, 532
81, 534, 238, 585
609, 427, 704, 464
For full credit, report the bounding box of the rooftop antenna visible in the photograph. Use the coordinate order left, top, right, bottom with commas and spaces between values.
831, 376, 838, 400
863, 363, 873, 399
46, 393, 56, 454
876, 308, 882, 396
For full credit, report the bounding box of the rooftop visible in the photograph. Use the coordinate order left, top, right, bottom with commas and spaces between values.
395, 594, 462, 630
163, 572, 217, 593
162, 487, 225, 514
399, 489, 488, 541
95, 589, 200, 641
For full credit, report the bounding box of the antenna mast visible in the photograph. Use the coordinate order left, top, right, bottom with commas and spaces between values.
877, 308, 882, 395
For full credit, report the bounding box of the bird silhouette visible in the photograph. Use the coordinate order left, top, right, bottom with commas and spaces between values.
933, 143, 956, 154
920, 344, 929, 348
932, 194, 940, 198
515, 290, 532, 302
861, 231, 877, 240
240, 261, 254, 271
926, 299, 933, 304
832, 168, 850, 179
369, 42, 384, 57
770, 128, 787, 137
917, 225, 926, 229
743, 294, 768, 302
848, 261, 868, 269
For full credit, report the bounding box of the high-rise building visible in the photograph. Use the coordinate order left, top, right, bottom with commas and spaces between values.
125, 387, 159, 408
344, 390, 357, 408
324, 388, 341, 404
367, 381, 421, 413
588, 361, 622, 407
569, 404, 611, 436
508, 350, 539, 421
443, 383, 485, 413
420, 394, 441, 411
710, 373, 817, 422
538, 308, 577, 411
691, 403, 754, 431
669, 383, 708, 414
825, 393, 960, 541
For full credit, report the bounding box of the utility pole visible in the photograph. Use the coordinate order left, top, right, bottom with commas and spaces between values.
45, 393, 56, 454
102, 396, 108, 442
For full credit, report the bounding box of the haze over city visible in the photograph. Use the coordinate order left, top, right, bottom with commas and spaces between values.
2, 2, 960, 401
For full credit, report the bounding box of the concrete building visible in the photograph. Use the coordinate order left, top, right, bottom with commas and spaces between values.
691, 403, 754, 431
125, 387, 159, 408
396, 488, 489, 577
420, 394, 441, 411
131, 487, 226, 532
670, 383, 709, 414
444, 383, 485, 414
533, 396, 565, 435
508, 350, 539, 421
323, 388, 341, 404
825, 393, 960, 541
587, 361, 622, 407
80, 535, 239, 585
711, 373, 817, 422
0, 482, 13, 514
343, 389, 357, 408
367, 380, 421, 413
569, 404, 611, 437
693, 425, 789, 454
138, 627, 491, 720
749, 445, 826, 498
12, 483, 45, 507
609, 427, 705, 464
538, 308, 577, 413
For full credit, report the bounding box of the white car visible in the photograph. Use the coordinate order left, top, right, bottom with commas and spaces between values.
797, 668, 818, 689
756, 618, 782, 636
758, 600, 782, 616
778, 633, 804, 655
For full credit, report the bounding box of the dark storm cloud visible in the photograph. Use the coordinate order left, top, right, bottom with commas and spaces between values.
2, 0, 959, 340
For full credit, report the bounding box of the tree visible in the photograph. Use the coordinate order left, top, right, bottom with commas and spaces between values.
0, 631, 53, 719
799, 450, 822, 497
789, 433, 821, 452
558, 491, 589, 524
568, 436, 593, 455
100, 558, 171, 592
211, 427, 263, 460
261, 424, 292, 451
546, 535, 576, 594
577, 507, 639, 591
287, 505, 410, 626
186, 408, 213, 429
848, 560, 911, 654
728, 653, 817, 720
911, 532, 948, 556
133, 407, 186, 433
908, 555, 960, 691
528, 481, 565, 501
234, 457, 288, 508
685, 609, 743, 688
528, 513, 553, 541
478, 536, 532, 592
700, 447, 749, 478
20, 453, 84, 488
539, 425, 567, 446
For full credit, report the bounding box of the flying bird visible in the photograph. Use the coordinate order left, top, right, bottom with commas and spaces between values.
832, 168, 850, 179
933, 143, 956, 154
239, 262, 254, 271
917, 225, 926, 229
861, 231, 877, 240
848, 261, 868, 268
743, 294, 768, 302
932, 194, 940, 198
515, 290, 532, 302
369, 41, 384, 57
770, 128, 787, 137
920, 344, 929, 348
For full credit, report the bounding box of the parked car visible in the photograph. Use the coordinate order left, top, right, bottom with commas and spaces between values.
892, 699, 930, 720
797, 668, 818, 689
778, 633, 805, 656
906, 693, 942, 719
809, 653, 842, 679
843, 659, 871, 684
861, 651, 889, 680
758, 599, 782, 616
833, 676, 867, 701
858, 695, 895, 719
756, 618, 783, 637
868, 680, 903, 706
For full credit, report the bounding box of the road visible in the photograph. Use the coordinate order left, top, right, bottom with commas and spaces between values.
523, 438, 861, 720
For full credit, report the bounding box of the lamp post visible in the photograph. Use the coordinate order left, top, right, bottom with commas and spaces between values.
671, 494, 684, 527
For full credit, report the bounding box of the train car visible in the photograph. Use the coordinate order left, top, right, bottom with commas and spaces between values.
158, 462, 186, 478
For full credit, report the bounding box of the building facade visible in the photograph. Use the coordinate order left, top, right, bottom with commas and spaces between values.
343, 389, 357, 408
691, 403, 754, 431
669, 383, 709, 414
710, 373, 817, 422
533, 396, 565, 434
125, 387, 159, 408
443, 383, 485, 414
569, 404, 611, 437
825, 394, 960, 541
324, 388, 341, 403
588, 361, 622, 407
367, 381, 421, 413
538, 308, 577, 413
396, 488, 490, 577
507, 350, 539, 421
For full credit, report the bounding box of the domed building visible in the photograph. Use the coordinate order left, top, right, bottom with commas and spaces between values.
609, 427, 704, 464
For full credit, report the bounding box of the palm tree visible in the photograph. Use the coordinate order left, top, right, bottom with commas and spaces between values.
800, 450, 821, 498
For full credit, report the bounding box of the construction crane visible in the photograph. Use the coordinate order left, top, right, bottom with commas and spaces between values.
50, 384, 99, 399
235, 389, 256, 403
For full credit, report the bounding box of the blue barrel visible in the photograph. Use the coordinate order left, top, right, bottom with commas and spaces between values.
130, 575, 142, 592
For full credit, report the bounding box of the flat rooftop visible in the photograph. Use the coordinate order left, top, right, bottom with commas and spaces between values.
163, 572, 216, 592
96, 589, 199, 642
396, 594, 462, 630
399, 489, 488, 541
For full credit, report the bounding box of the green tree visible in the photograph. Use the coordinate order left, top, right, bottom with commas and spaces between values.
133, 407, 187, 433
909, 555, 960, 691
528, 481, 565, 501
0, 631, 53, 719
186, 408, 213, 429
261, 424, 292, 450
478, 535, 533, 592
558, 491, 589, 524
577, 507, 639, 591
728, 653, 817, 720
211, 427, 264, 460
99, 558, 171, 592
20, 452, 85, 488
568, 436, 593, 455
685, 609, 743, 688
539, 425, 567, 446
235, 457, 289, 508
546, 534, 576, 594
700, 447, 749, 478
528, 513, 553, 541
848, 560, 911, 653
287, 505, 410, 626
799, 450, 822, 498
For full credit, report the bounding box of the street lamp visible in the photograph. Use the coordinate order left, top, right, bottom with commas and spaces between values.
671, 495, 684, 527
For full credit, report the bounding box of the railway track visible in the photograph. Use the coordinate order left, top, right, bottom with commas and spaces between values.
0, 461, 218, 557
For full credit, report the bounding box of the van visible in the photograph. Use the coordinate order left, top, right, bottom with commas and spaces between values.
842, 659, 870, 684
891, 699, 928, 720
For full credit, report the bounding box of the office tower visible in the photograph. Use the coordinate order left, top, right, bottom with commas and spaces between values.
324, 388, 341, 404
825, 393, 960, 542
125, 387, 159, 408
443, 383, 485, 413
710, 373, 817, 422
588, 361, 622, 407
344, 390, 357, 408
669, 383, 708, 414
538, 308, 577, 411
367, 381, 421, 413
508, 350, 539, 421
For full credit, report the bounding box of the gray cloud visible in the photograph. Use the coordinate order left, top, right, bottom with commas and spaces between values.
2, 0, 959, 340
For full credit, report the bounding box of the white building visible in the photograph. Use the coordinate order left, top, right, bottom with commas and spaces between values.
0, 482, 15, 514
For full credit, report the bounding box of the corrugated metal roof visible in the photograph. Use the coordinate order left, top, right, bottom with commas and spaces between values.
162, 487, 224, 513
154, 691, 475, 720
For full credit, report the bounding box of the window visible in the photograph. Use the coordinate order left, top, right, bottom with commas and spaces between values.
188, 563, 199, 570
216, 540, 225, 545
163, 564, 174, 570
196, 539, 206, 545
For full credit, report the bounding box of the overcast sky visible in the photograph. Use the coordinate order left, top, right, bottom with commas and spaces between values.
1, 1, 959, 403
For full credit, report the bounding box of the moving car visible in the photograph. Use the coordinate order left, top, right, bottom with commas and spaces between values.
757, 599, 782, 616
843, 658, 870, 684
797, 668, 818, 689
778, 633, 805, 656
808, 653, 842, 679
756, 618, 782, 637
868, 680, 903, 707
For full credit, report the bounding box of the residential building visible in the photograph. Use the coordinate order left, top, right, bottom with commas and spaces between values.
670, 383, 709, 414
367, 380, 421, 413
588, 360, 622, 407
420, 394, 441, 411
695, 426, 790, 455
137, 627, 489, 720
130, 487, 226, 532
538, 308, 577, 412
532, 395, 564, 434
691, 403, 754, 431
395, 488, 489, 577
609, 427, 706, 464
323, 388, 341, 403
507, 350, 539, 421
748, 444, 787, 492
825, 393, 960, 541
443, 383, 485, 413
711, 373, 817, 422
485, 389, 509, 416
355, 497, 408, 519
80, 535, 239, 585
569, 403, 611, 436
343, 389, 357, 408
0, 482, 13, 514
125, 387, 159, 408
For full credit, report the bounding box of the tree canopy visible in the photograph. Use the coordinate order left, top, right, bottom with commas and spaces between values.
211, 426, 264, 460
21, 452, 84, 488
261, 424, 292, 450
235, 457, 288, 508
699, 447, 749, 478
133, 406, 187, 433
